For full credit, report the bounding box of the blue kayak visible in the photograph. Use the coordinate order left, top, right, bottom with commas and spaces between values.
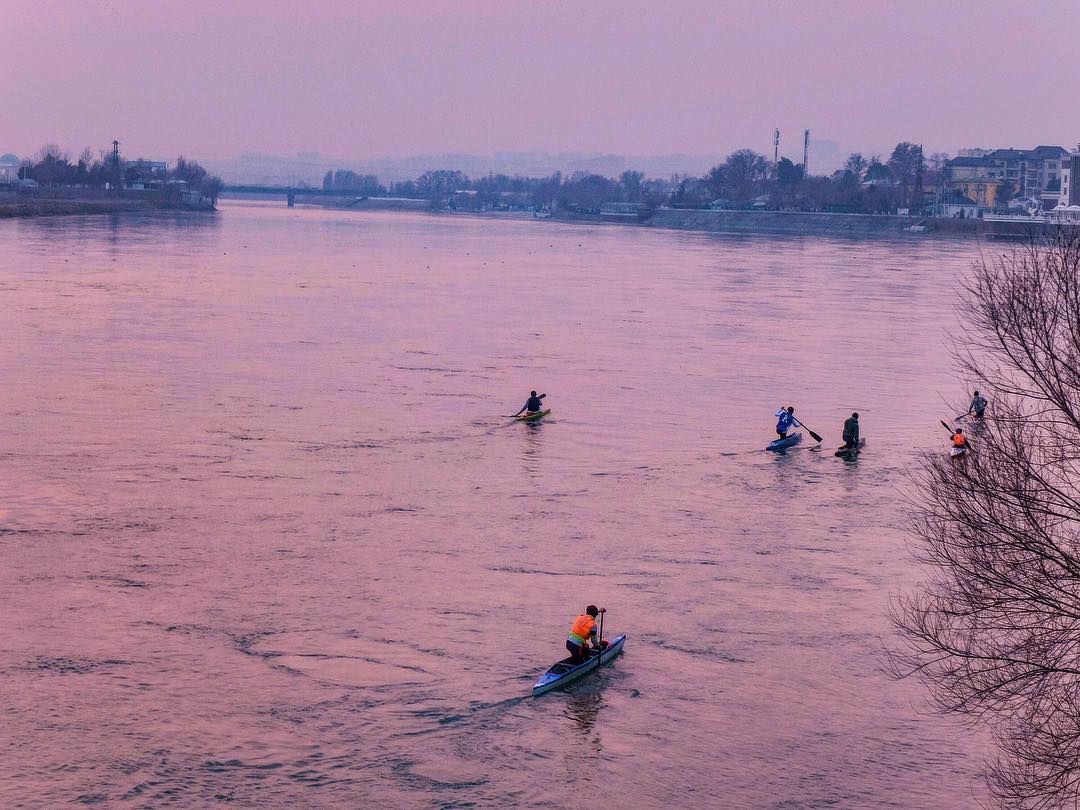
532, 634, 626, 695
767, 432, 802, 452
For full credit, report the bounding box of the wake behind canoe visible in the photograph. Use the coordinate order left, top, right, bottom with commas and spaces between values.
532, 634, 626, 695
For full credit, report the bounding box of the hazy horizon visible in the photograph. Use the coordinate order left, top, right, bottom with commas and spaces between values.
3, 0, 1078, 168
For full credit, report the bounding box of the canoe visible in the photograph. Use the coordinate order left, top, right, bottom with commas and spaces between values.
532, 634, 626, 696
950, 445, 968, 458
834, 438, 866, 458
517, 409, 551, 423
767, 432, 802, 452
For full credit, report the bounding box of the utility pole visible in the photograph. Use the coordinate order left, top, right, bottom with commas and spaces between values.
915, 143, 924, 212
803, 130, 810, 176
773, 129, 780, 167
111, 140, 121, 196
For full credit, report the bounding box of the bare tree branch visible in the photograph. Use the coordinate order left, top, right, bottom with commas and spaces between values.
888, 230, 1080, 809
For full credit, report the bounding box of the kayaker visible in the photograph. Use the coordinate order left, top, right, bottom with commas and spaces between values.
841, 412, 860, 450
567, 605, 605, 664
952, 428, 968, 449
514, 391, 547, 417
775, 406, 802, 440
967, 390, 987, 421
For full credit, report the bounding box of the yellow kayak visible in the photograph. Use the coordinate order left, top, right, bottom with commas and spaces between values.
516, 409, 551, 423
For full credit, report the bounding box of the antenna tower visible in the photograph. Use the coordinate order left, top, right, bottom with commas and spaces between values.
111, 140, 121, 196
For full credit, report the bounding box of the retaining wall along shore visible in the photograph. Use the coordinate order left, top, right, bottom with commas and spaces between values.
644, 208, 936, 237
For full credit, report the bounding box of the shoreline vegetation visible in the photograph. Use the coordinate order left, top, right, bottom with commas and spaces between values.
0, 142, 223, 219
313, 143, 939, 216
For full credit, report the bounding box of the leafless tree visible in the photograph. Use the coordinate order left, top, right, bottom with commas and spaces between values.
890, 231, 1080, 809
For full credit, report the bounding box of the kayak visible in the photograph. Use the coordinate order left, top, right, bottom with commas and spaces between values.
767, 432, 802, 452
532, 634, 626, 696
517, 409, 551, 423
950, 445, 968, 458
834, 438, 866, 458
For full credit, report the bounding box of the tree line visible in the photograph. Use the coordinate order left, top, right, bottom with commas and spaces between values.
322, 142, 949, 215
14, 144, 224, 204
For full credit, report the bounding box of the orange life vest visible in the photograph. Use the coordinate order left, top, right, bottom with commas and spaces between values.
953, 433, 967, 447
568, 614, 597, 646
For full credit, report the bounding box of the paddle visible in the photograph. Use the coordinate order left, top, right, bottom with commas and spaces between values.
795, 419, 823, 444
596, 607, 606, 669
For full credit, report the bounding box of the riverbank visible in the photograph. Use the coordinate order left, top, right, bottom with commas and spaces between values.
446, 207, 983, 238
0, 197, 161, 219
646, 208, 943, 237
316, 196, 982, 239
0, 189, 217, 219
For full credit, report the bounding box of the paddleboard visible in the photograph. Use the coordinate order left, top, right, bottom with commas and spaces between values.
767, 432, 802, 452
834, 438, 866, 458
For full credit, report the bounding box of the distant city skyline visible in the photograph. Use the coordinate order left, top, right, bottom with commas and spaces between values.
2, 1, 1078, 169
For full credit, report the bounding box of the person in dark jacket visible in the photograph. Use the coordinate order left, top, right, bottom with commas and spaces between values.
514, 390, 546, 416
841, 412, 860, 450
967, 391, 987, 420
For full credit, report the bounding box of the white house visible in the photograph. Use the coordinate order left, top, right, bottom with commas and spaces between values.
1059, 150, 1078, 207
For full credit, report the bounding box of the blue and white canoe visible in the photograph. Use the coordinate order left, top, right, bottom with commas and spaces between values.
532, 634, 627, 696
767, 432, 802, 452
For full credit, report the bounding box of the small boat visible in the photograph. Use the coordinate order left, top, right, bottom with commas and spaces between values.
516, 409, 550, 423
905, 220, 928, 233
834, 438, 866, 458
950, 445, 968, 458
767, 432, 802, 452
532, 634, 626, 696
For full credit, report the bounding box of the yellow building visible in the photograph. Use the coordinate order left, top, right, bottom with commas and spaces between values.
951, 179, 1003, 208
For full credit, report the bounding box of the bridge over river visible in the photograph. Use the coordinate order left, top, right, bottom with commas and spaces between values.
221, 185, 359, 207
221, 185, 434, 212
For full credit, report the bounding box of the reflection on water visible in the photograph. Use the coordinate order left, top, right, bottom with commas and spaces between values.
519, 420, 546, 477
563, 690, 604, 735
0, 204, 990, 807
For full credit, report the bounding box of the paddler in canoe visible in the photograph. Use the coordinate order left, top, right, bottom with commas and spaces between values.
514, 390, 547, 418
840, 412, 860, 452
951, 427, 969, 452
567, 605, 607, 664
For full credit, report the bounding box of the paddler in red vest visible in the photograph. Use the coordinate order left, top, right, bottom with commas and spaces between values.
567, 605, 606, 664
952, 428, 968, 449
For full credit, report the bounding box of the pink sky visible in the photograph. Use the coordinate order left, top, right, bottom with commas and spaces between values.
3, 0, 1078, 163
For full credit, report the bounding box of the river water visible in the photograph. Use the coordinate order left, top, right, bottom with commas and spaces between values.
1, 203, 989, 808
